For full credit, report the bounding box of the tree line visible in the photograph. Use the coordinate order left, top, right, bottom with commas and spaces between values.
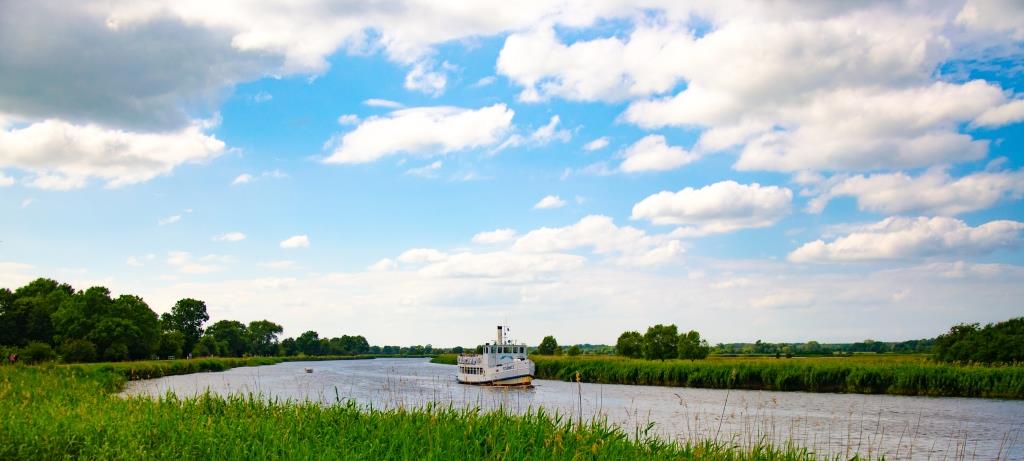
0, 278, 420, 363
933, 317, 1023, 364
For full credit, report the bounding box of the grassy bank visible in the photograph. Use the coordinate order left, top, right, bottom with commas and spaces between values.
0, 360, 832, 460
432, 354, 1024, 398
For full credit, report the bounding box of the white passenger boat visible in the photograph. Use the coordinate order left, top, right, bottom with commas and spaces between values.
457, 325, 535, 387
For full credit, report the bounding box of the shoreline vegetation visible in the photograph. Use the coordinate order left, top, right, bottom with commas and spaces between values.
2, 358, 831, 460
431, 354, 1024, 399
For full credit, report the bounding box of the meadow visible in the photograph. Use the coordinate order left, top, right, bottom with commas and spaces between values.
0, 358, 847, 460
432, 354, 1024, 399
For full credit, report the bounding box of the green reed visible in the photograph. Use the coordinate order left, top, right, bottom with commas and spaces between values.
523, 355, 1023, 399
0, 359, 857, 460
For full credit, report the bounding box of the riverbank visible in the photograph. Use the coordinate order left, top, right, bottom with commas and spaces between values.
431, 354, 1024, 398
0, 359, 827, 460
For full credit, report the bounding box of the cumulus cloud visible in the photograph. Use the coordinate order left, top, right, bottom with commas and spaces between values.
337, 114, 360, 125
214, 232, 247, 242
472, 228, 518, 244
397, 248, 448, 264
807, 168, 1024, 215
280, 235, 310, 249
324, 104, 514, 164
512, 215, 683, 267
494, 115, 572, 152
956, 0, 1024, 39
533, 195, 566, 209
158, 214, 182, 226
363, 99, 404, 109
583, 137, 610, 151
231, 169, 287, 186
367, 258, 397, 272
789, 217, 1024, 263
632, 181, 792, 235
619, 135, 698, 173
418, 251, 586, 279
166, 251, 229, 274
0, 119, 226, 190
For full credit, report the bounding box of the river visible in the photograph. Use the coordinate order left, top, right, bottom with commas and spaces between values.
122, 358, 1023, 460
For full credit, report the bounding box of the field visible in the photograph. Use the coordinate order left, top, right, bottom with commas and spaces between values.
0, 358, 844, 460
432, 354, 1024, 398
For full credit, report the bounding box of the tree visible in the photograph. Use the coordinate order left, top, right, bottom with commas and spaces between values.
248, 320, 283, 356
157, 331, 185, 359
933, 317, 1024, 364
163, 298, 209, 356
280, 337, 298, 356
2, 278, 73, 346
616, 331, 644, 358
295, 331, 321, 356
192, 335, 221, 357
109, 295, 160, 359
206, 320, 250, 357
677, 330, 710, 361
536, 336, 559, 355
60, 339, 97, 363
567, 345, 581, 356
643, 324, 678, 361
21, 341, 56, 363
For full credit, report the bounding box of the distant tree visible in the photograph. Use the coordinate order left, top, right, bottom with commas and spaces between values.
157, 331, 185, 359
21, 341, 56, 364
206, 320, 250, 357
643, 324, 678, 361
452, 346, 464, 354
537, 336, 559, 355
109, 295, 160, 359
295, 331, 321, 356
163, 298, 209, 356
677, 330, 710, 361
192, 335, 221, 357
934, 318, 1024, 364
59, 339, 97, 363
280, 337, 297, 356
616, 331, 644, 358
1, 278, 73, 347
567, 345, 581, 356
248, 320, 283, 356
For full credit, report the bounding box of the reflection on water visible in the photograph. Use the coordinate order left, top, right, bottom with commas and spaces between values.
123, 358, 1024, 460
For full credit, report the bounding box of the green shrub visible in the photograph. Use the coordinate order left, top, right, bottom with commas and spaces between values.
59, 339, 97, 363
21, 342, 56, 364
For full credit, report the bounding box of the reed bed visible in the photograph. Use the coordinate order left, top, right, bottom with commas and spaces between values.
0, 360, 845, 460
522, 355, 1024, 399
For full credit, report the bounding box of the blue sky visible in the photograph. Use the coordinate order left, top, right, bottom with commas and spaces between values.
2, 1, 1024, 346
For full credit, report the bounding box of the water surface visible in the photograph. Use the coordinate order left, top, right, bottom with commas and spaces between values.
123, 358, 1024, 460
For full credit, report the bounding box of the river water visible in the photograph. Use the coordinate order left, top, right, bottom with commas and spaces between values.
123, 358, 1023, 460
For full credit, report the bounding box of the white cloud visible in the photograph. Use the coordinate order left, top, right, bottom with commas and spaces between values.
0, 118, 225, 190
807, 168, 1024, 215
632, 181, 792, 235
214, 232, 247, 242
512, 215, 683, 267
533, 195, 566, 209
231, 173, 253, 185
472, 76, 496, 88
583, 136, 609, 151
749, 289, 815, 309
158, 214, 182, 226
472, 228, 518, 244
280, 235, 310, 249
956, 0, 1024, 39
405, 160, 443, 178
789, 217, 1024, 263
0, 172, 13, 186
493, 115, 571, 153
337, 114, 360, 125
973, 100, 1024, 128
418, 251, 586, 279
367, 258, 397, 272
363, 99, 405, 109
324, 104, 514, 164
619, 135, 698, 173
398, 248, 448, 264
166, 251, 226, 274
404, 61, 449, 96
20, 198, 32, 208
253, 91, 272, 103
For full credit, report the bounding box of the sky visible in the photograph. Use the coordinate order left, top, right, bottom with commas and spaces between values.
2, 0, 1024, 347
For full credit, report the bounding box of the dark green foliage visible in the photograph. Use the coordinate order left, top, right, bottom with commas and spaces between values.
616, 331, 644, 358
247, 320, 283, 356
21, 341, 55, 364
59, 339, 97, 363
206, 320, 250, 357
678, 330, 710, 361
0, 279, 72, 346
295, 330, 322, 355
933, 317, 1024, 364
567, 345, 581, 356
192, 335, 221, 357
643, 324, 678, 361
157, 331, 184, 359
163, 298, 209, 356
537, 335, 559, 355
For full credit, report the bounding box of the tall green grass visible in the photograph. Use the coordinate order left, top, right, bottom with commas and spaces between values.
526, 355, 1024, 399
0, 362, 836, 460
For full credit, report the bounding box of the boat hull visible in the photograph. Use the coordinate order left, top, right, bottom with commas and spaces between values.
458, 374, 533, 387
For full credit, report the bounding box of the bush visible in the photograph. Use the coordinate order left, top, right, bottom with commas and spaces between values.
567, 345, 581, 356
21, 342, 56, 364
60, 339, 97, 363
103, 343, 129, 362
